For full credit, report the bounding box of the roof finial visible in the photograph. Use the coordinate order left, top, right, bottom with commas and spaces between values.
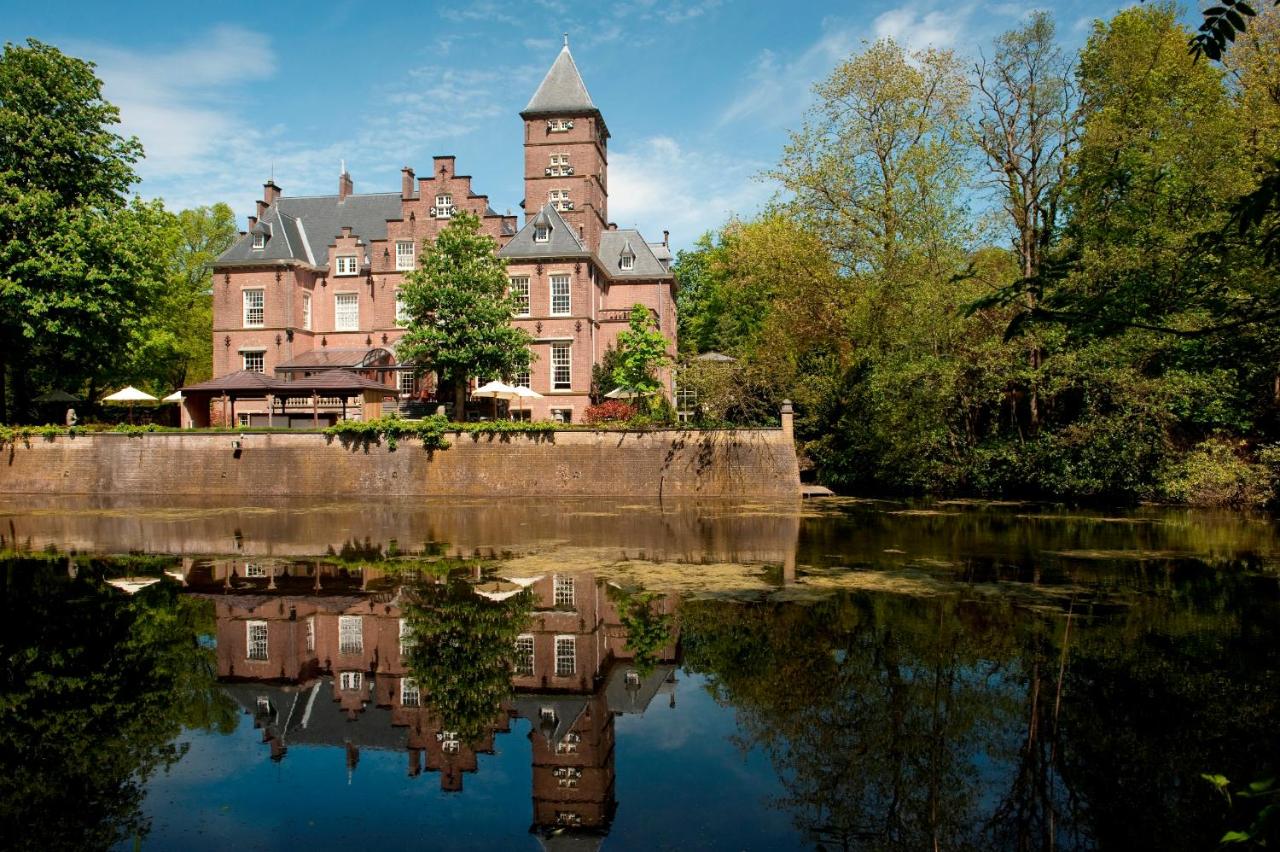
563, 32, 569, 48
340, 158, 346, 176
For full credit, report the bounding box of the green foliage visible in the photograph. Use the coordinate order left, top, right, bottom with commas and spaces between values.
611, 303, 673, 410
0, 557, 235, 849
396, 211, 533, 414
1157, 438, 1273, 508
401, 574, 532, 745
607, 586, 674, 676
323, 415, 452, 451
670, 8, 1280, 503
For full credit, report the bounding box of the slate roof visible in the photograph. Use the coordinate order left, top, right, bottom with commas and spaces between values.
597, 229, 673, 279
522, 45, 598, 117
497, 203, 590, 260
217, 193, 406, 268
181, 369, 391, 395
276, 347, 393, 371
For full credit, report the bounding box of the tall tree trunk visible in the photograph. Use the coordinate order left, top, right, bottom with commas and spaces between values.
0, 346, 7, 424
453, 375, 467, 422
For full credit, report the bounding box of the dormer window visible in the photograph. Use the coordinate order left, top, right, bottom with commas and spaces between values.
547, 118, 573, 132
620, 256, 634, 270
534, 225, 550, 243
252, 233, 265, 250
619, 240, 636, 271
432, 194, 453, 219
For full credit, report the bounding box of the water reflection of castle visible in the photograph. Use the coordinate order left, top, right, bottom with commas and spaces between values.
180, 559, 679, 840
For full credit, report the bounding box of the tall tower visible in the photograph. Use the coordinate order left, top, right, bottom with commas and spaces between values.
521, 38, 609, 252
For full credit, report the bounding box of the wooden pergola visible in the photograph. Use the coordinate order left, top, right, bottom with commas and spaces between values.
179, 370, 392, 429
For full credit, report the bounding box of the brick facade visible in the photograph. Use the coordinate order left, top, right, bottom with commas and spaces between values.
210, 44, 676, 423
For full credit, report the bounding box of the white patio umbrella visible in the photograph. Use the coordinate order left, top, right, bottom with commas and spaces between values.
103, 385, 158, 423
161, 391, 183, 403
512, 385, 542, 419
604, 386, 644, 399
471, 380, 520, 419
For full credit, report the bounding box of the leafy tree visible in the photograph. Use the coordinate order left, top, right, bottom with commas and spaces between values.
127, 204, 237, 392
0, 39, 170, 422
0, 556, 235, 850
401, 574, 532, 745
611, 303, 673, 407
396, 211, 533, 417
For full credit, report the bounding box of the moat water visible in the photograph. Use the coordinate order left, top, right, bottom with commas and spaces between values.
0, 496, 1277, 851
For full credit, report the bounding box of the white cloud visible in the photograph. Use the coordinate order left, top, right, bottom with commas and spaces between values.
718, 25, 860, 128
872, 5, 977, 50
609, 135, 776, 247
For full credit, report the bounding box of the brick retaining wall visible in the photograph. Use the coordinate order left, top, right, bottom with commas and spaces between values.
0, 428, 799, 499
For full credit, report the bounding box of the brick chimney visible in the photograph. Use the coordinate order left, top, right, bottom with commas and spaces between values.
401, 166, 415, 200
663, 229, 669, 246
263, 179, 281, 208
339, 164, 353, 201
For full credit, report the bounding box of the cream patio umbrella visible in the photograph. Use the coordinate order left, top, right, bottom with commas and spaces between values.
604, 386, 643, 399
102, 385, 158, 423
511, 385, 542, 420
471, 380, 520, 420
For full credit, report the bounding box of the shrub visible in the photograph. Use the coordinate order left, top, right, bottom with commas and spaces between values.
583, 400, 637, 424
1157, 438, 1272, 508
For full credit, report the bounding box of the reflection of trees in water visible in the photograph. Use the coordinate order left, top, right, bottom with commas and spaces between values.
401, 575, 533, 745
607, 585, 674, 676
682, 572, 1280, 851
0, 556, 235, 851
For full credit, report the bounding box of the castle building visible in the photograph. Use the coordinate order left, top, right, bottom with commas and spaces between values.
208, 42, 676, 424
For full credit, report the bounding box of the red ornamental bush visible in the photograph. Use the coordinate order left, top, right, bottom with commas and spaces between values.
584, 400, 637, 424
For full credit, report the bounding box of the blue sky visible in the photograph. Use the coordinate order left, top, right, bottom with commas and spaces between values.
6, 0, 1131, 251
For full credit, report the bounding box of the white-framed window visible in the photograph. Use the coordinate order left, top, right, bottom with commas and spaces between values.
340, 671, 362, 691
301, 291, 312, 330
244, 562, 266, 578
555, 766, 582, 788
515, 634, 535, 676
546, 153, 572, 176
243, 288, 264, 328
252, 233, 265, 250
434, 193, 453, 218
550, 275, 570, 315
440, 731, 460, 754
401, 677, 420, 707
399, 617, 414, 656
335, 293, 359, 331
534, 224, 550, 243
551, 343, 571, 391
237, 413, 252, 427
509, 276, 530, 316
395, 240, 415, 271
620, 255, 634, 271
550, 407, 572, 424
306, 616, 315, 652
338, 615, 363, 654
513, 367, 530, 389
242, 350, 265, 373
335, 255, 359, 276
556, 733, 581, 754
395, 290, 409, 326
548, 118, 573, 132
554, 575, 575, 608
246, 621, 268, 661
555, 635, 575, 676
549, 189, 572, 212
398, 370, 417, 396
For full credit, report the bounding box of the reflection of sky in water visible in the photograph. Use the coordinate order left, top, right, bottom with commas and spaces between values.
133, 673, 805, 851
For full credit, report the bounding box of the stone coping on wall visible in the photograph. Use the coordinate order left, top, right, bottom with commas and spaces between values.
0, 427, 801, 499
